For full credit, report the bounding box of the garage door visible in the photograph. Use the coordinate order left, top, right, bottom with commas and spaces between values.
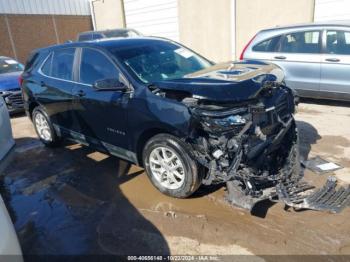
314, 0, 350, 21
124, 0, 179, 41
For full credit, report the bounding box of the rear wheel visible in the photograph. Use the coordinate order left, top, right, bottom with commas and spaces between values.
143, 134, 202, 198
32, 107, 61, 147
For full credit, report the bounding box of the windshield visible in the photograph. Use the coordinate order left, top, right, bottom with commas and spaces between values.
111, 41, 212, 83
0, 58, 23, 74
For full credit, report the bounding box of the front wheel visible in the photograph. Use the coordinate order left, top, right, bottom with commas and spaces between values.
143, 134, 202, 198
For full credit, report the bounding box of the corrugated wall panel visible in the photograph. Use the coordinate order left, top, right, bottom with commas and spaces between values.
314, 0, 350, 21
124, 0, 179, 41
0, 0, 90, 15
0, 14, 92, 62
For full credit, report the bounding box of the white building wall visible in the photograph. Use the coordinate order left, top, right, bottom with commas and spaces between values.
0, 0, 90, 15
124, 0, 179, 41
314, 0, 350, 21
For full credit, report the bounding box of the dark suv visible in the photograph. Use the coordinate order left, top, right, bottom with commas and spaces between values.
21, 37, 298, 203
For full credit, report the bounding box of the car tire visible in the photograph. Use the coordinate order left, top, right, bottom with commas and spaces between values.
32, 107, 61, 147
143, 133, 202, 198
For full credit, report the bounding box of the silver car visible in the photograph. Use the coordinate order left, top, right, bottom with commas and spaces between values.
0, 96, 15, 171
241, 22, 350, 101
0, 96, 22, 259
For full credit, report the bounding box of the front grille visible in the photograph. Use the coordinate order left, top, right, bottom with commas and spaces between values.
253, 88, 293, 124
8, 92, 23, 104
251, 102, 292, 137
4, 91, 23, 107
252, 109, 269, 126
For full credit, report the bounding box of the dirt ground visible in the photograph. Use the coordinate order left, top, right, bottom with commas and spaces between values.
1, 99, 350, 259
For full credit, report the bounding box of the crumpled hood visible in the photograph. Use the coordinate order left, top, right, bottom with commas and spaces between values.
153, 61, 285, 102
0, 71, 22, 91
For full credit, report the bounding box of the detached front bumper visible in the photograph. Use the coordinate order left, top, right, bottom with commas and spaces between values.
224, 121, 302, 211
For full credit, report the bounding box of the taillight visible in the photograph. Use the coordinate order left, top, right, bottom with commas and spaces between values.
239, 34, 256, 60
18, 75, 23, 86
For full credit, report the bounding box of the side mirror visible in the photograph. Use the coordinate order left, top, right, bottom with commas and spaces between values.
93, 78, 128, 92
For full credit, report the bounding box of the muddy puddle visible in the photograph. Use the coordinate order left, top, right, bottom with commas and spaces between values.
2, 116, 350, 256
1, 140, 350, 256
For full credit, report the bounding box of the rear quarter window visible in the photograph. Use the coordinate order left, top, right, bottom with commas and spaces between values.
253, 35, 281, 52
24, 51, 39, 72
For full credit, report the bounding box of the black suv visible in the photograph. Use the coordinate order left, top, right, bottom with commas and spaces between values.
21, 37, 298, 202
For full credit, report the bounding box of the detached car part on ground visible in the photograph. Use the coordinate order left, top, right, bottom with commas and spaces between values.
21, 37, 350, 214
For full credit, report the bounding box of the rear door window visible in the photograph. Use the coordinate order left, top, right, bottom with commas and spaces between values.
41, 48, 75, 81
326, 30, 350, 55
79, 48, 119, 85
280, 31, 321, 54
253, 35, 281, 52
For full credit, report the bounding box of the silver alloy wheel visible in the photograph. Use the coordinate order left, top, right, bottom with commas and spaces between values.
34, 112, 52, 142
149, 146, 185, 190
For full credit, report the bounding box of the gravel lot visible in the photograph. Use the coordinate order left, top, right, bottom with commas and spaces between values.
1, 100, 350, 259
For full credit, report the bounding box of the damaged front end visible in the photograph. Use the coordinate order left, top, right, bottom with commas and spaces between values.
187, 85, 350, 213
151, 61, 350, 213
186, 81, 303, 211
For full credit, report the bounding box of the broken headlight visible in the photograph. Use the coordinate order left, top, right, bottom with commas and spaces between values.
212, 115, 246, 127
201, 114, 247, 133
191, 107, 249, 133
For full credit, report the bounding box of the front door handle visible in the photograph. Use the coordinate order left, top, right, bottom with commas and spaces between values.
274, 56, 286, 60
325, 58, 340, 62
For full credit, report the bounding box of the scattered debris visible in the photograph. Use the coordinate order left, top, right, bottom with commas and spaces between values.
164, 211, 177, 219
302, 156, 343, 174
277, 176, 350, 213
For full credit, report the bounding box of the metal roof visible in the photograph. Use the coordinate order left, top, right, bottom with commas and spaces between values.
0, 0, 90, 16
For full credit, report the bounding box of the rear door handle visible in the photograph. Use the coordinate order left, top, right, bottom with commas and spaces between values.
274, 56, 286, 60
325, 58, 340, 62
